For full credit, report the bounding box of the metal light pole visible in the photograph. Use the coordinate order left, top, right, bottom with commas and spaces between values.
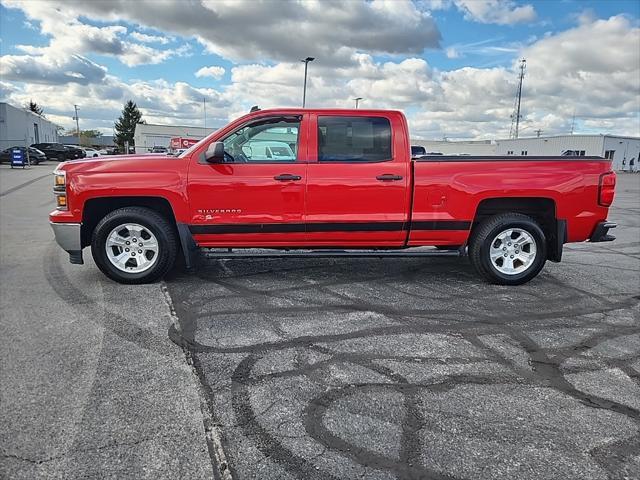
73, 104, 80, 145
203, 98, 207, 129
353, 97, 363, 109
301, 57, 314, 108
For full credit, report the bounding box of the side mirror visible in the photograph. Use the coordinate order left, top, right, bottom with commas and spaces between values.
205, 142, 225, 163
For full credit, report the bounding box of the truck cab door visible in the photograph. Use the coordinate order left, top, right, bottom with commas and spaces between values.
304, 113, 410, 246
187, 114, 308, 247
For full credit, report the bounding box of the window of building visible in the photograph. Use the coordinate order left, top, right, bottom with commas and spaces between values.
318, 116, 391, 162
521, 150, 528, 156
507, 150, 514, 155
33, 123, 40, 143
579, 150, 586, 156
604, 150, 615, 159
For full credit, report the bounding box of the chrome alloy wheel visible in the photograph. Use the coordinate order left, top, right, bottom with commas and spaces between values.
489, 228, 537, 275
105, 223, 159, 273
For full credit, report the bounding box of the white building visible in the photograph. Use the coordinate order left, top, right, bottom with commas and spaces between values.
0, 102, 59, 150
410, 134, 639, 170
133, 123, 219, 153
410, 139, 496, 156
496, 135, 640, 170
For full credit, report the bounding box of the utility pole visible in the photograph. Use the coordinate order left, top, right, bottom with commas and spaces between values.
509, 58, 526, 139
534, 129, 543, 138
203, 98, 207, 129
570, 109, 576, 134
73, 104, 80, 145
353, 97, 363, 109
301, 57, 315, 108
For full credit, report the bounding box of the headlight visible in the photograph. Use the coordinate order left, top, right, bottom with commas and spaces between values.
53, 170, 67, 210
53, 170, 66, 190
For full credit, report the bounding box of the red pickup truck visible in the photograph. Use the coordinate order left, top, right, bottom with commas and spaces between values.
50, 108, 616, 285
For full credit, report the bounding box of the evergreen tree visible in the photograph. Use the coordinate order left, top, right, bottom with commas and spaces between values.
27, 100, 44, 116
114, 100, 143, 151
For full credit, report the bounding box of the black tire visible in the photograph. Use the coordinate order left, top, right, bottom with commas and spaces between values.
469, 213, 547, 285
91, 207, 178, 284
57, 153, 65, 162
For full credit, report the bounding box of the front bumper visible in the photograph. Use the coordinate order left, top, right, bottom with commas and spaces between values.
589, 221, 617, 242
50, 222, 84, 264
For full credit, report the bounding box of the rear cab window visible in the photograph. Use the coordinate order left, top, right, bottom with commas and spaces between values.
318, 116, 392, 162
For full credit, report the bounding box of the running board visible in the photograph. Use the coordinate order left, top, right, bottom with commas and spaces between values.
200, 248, 465, 259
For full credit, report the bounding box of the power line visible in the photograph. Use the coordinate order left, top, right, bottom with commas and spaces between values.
509, 58, 526, 139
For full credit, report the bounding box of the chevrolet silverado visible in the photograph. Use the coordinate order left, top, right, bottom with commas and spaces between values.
50, 109, 617, 285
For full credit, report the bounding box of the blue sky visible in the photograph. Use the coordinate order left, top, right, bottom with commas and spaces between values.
1, 0, 638, 139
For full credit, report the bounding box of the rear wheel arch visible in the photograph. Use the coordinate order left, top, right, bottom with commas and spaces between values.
469, 212, 548, 285
471, 197, 562, 261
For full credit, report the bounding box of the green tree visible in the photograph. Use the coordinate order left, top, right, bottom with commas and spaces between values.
114, 100, 143, 151
65, 129, 103, 138
27, 100, 44, 117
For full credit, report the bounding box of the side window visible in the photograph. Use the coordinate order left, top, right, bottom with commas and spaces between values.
318, 116, 391, 162
222, 117, 300, 163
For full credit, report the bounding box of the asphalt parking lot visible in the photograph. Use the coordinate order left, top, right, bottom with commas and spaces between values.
1, 163, 639, 480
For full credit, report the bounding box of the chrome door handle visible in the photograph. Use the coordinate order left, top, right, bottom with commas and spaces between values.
376, 174, 403, 181
274, 174, 302, 181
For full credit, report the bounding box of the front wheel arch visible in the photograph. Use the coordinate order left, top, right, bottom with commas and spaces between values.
90, 206, 178, 284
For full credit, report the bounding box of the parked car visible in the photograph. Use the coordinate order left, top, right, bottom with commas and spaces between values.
64, 145, 86, 159
0, 146, 46, 164
82, 148, 102, 158
31, 143, 69, 161
50, 108, 617, 285
241, 140, 296, 161
150, 146, 168, 154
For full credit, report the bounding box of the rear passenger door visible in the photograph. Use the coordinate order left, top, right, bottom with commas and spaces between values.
304, 113, 410, 246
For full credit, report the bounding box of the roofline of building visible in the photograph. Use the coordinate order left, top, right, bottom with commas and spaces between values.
0, 101, 63, 128
496, 134, 640, 142
135, 122, 220, 130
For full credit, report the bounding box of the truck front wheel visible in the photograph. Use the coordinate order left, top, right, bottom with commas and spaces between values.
91, 207, 178, 284
469, 213, 547, 285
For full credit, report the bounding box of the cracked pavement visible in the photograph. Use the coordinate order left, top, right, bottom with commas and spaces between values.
1, 165, 639, 479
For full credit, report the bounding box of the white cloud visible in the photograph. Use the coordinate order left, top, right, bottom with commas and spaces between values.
130, 31, 171, 45
2, 0, 441, 66
0, 54, 107, 85
445, 47, 460, 58
1, 2, 637, 140
195, 66, 226, 80
453, 0, 536, 25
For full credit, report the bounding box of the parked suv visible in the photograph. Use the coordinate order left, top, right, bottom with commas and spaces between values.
64, 145, 86, 159
32, 143, 84, 161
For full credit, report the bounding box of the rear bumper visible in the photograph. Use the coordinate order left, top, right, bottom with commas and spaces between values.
50, 222, 84, 264
589, 221, 617, 242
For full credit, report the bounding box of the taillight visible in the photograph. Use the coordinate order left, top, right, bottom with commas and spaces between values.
598, 171, 616, 207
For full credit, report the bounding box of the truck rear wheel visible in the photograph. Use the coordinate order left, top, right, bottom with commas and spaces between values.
469, 213, 547, 285
91, 207, 177, 284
